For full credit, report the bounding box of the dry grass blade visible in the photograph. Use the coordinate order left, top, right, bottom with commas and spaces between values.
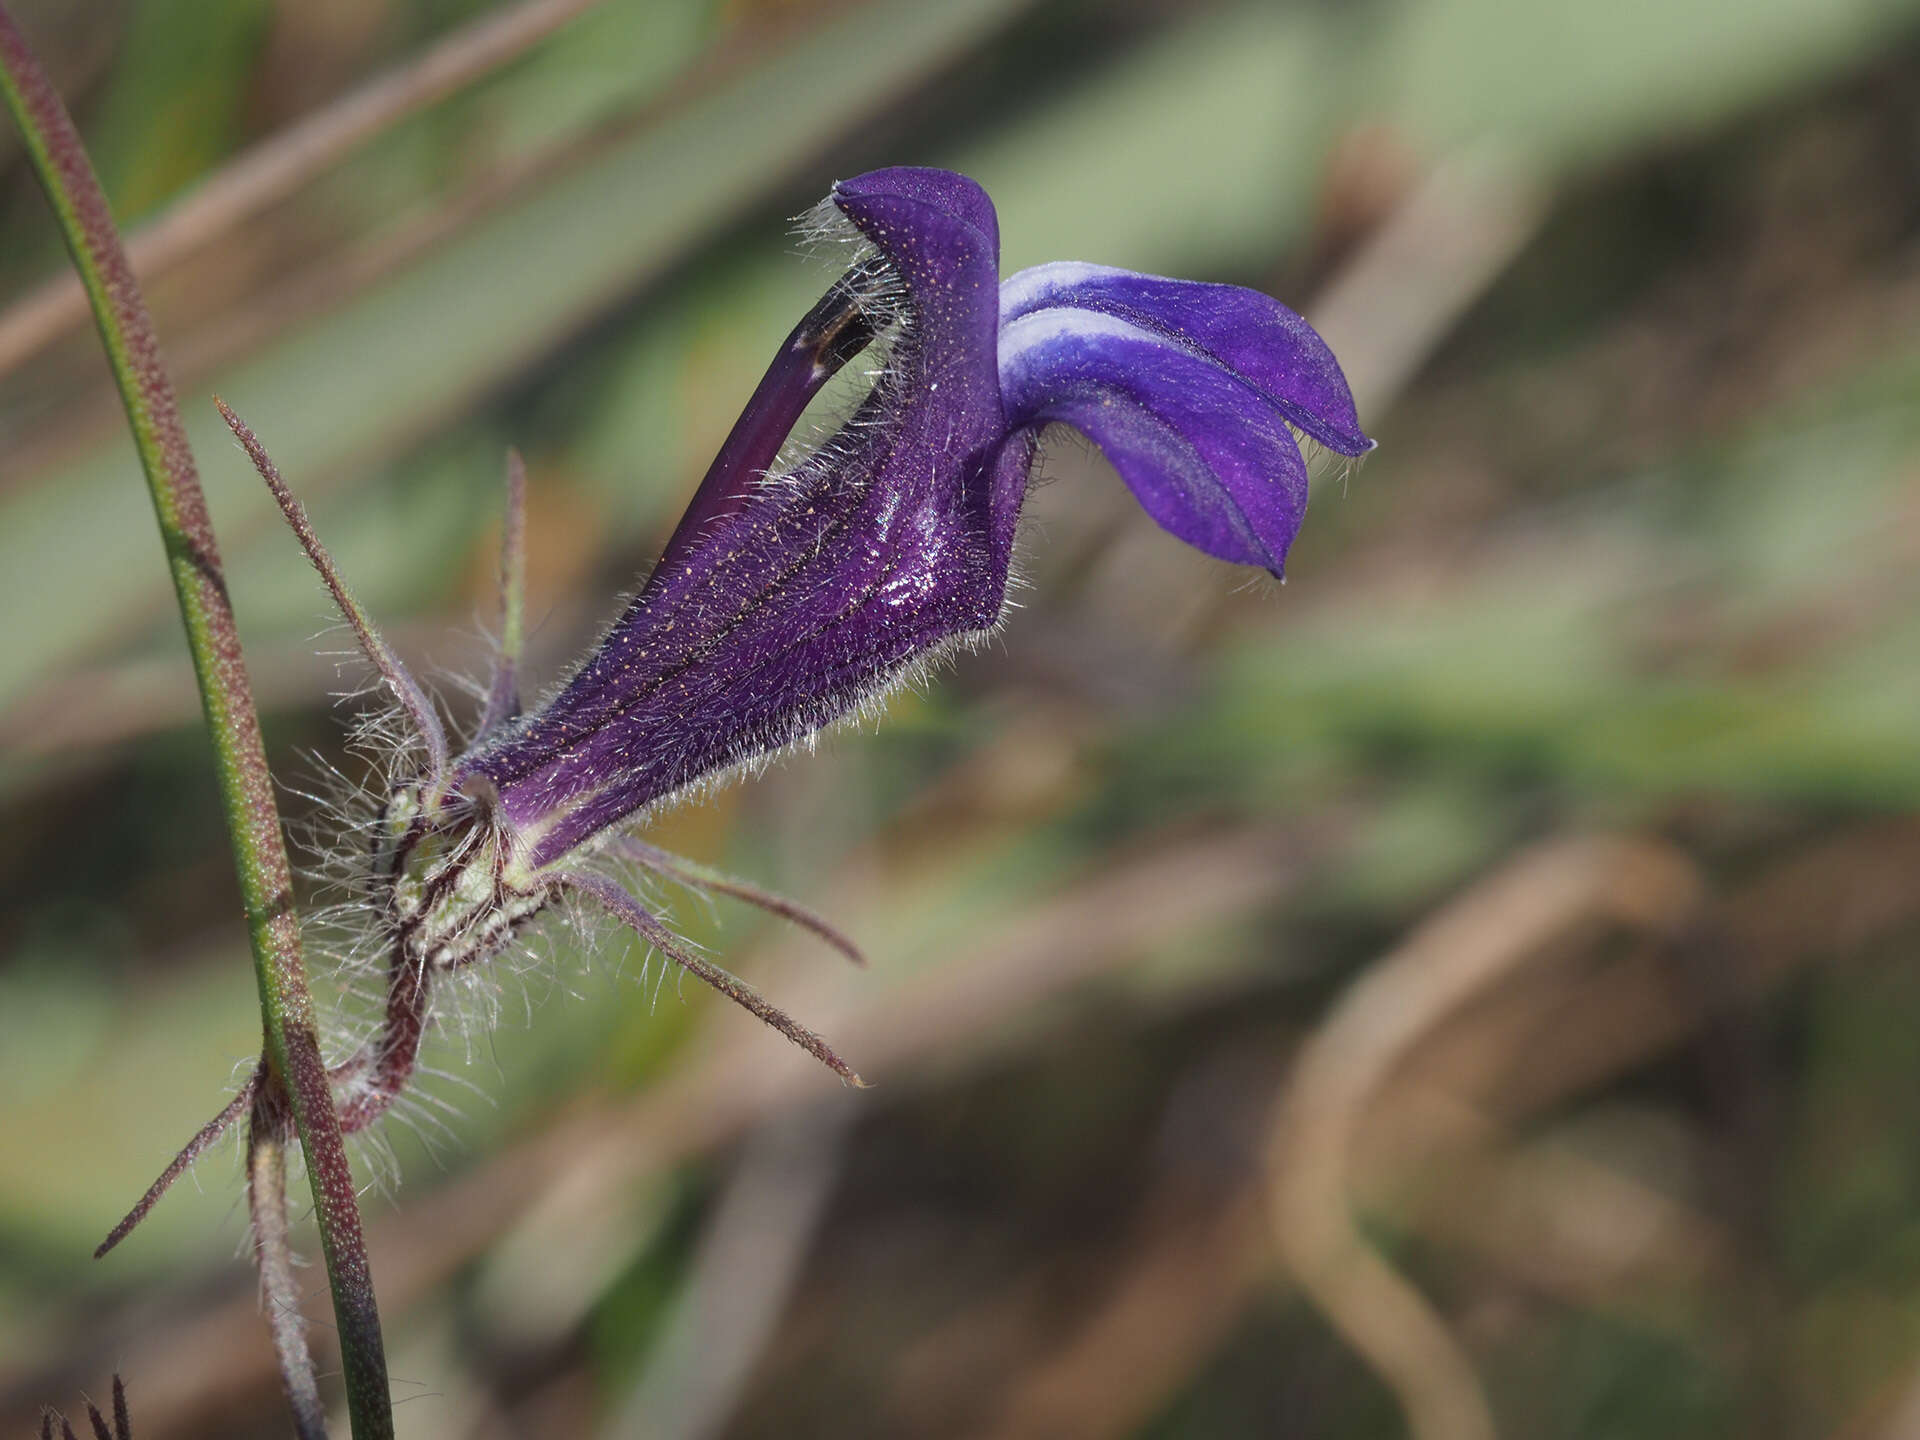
605, 1100, 858, 1440
1268, 835, 1703, 1440
963, 1051, 1291, 1440
1307, 146, 1549, 421
0, 0, 615, 381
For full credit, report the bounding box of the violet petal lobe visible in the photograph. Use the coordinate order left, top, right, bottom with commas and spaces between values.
999, 261, 1373, 457
835, 164, 1000, 260
997, 305, 1314, 575
462, 169, 1012, 867
828, 166, 1007, 530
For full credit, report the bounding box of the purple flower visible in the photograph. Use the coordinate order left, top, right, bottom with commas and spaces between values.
464, 167, 1370, 862
232, 166, 1370, 1101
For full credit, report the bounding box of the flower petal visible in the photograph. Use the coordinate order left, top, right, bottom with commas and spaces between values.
998, 306, 1312, 574
833, 165, 1000, 261
830, 167, 1004, 454
1000, 262, 1372, 456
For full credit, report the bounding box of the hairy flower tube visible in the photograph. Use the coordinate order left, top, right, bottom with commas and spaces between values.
103, 166, 1369, 1250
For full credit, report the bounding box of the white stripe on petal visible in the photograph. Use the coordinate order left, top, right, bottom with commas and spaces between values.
998, 261, 1130, 320
997, 305, 1170, 389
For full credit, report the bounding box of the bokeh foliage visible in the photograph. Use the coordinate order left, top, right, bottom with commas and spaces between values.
6, 0, 1920, 1435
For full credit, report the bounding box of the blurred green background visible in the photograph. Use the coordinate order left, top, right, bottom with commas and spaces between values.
6, 0, 1920, 1435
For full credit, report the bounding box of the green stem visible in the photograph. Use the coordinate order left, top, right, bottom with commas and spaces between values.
0, 10, 393, 1436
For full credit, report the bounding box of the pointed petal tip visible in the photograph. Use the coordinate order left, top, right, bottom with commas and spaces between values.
1311, 427, 1377, 461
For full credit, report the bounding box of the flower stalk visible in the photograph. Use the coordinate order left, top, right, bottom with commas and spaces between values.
0, 9, 391, 1436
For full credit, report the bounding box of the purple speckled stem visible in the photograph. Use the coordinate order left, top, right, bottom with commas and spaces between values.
334, 945, 431, 1135
0, 10, 391, 1435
